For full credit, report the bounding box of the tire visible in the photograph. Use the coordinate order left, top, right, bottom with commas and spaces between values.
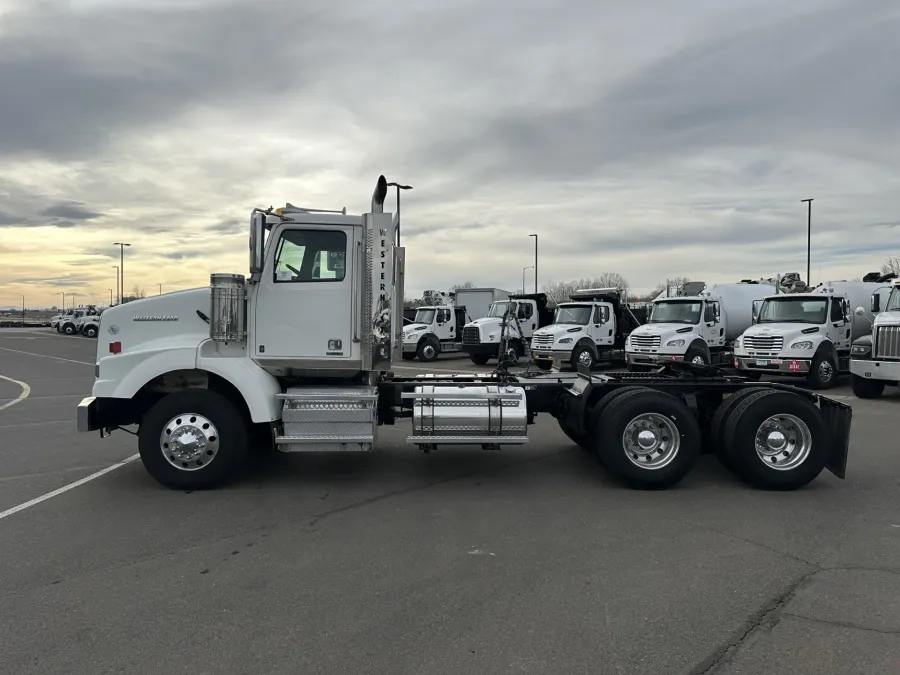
571, 344, 595, 371
721, 390, 828, 490
470, 353, 490, 366
708, 386, 768, 468
417, 337, 440, 362
684, 348, 707, 366
807, 352, 837, 390
589, 388, 701, 489
63, 323, 76, 335
84, 325, 98, 338
557, 417, 588, 450
138, 389, 249, 490
401, 353, 416, 361
535, 360, 553, 371
851, 374, 884, 399
501, 341, 523, 365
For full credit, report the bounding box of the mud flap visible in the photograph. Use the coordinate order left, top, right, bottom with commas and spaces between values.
819, 396, 852, 479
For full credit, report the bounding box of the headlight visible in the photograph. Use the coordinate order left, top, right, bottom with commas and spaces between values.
734, 337, 742, 348
851, 345, 871, 355
558, 337, 573, 344
790, 341, 813, 350
666, 339, 685, 347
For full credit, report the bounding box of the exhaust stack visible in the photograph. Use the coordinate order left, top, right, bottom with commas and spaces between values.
371, 175, 388, 214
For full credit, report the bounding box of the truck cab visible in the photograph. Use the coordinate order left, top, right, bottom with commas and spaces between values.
849, 277, 900, 398
59, 308, 92, 335
461, 293, 555, 366
734, 282, 890, 389
531, 288, 639, 370
401, 301, 469, 362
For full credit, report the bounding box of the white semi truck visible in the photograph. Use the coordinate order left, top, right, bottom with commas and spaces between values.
461, 293, 556, 365
849, 276, 900, 398
734, 281, 891, 389
626, 282, 776, 370
76, 175, 853, 492
530, 288, 642, 371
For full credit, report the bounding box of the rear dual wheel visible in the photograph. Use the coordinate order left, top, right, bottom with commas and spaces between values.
716, 389, 828, 490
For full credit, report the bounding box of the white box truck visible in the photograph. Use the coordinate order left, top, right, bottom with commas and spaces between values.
626, 282, 775, 369
454, 288, 510, 324
734, 281, 892, 389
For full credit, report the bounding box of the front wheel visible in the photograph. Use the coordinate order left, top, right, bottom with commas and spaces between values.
571, 345, 595, 371
684, 348, 708, 366
470, 353, 491, 366
851, 374, 885, 399
63, 324, 76, 335
807, 353, 837, 389
138, 389, 249, 490
84, 325, 98, 338
417, 338, 440, 362
721, 390, 827, 490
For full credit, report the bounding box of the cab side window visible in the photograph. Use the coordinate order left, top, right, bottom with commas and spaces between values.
437, 309, 451, 323
704, 302, 717, 323
595, 306, 610, 323
830, 299, 844, 322
273, 229, 347, 283
518, 303, 533, 320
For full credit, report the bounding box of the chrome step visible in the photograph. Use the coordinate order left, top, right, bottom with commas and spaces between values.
406, 435, 529, 445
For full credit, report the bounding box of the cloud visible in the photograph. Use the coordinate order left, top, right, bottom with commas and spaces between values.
0, 0, 898, 306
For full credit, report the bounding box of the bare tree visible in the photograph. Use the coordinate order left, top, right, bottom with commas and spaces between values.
541, 274, 629, 304
881, 256, 900, 276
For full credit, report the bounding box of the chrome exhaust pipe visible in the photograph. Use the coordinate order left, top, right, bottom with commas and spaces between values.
371, 175, 388, 213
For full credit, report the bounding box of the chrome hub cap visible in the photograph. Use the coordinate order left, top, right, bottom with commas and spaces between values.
754, 414, 812, 470
578, 351, 593, 366
422, 344, 436, 359
160, 413, 219, 471
691, 355, 705, 365
622, 413, 680, 470
818, 361, 833, 381
505, 347, 518, 363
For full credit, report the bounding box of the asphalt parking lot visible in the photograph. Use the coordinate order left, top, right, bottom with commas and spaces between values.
1, 329, 899, 675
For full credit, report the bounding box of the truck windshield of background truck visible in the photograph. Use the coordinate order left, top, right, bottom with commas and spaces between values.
414, 309, 436, 324
488, 302, 514, 318
554, 305, 592, 325
886, 287, 900, 312
649, 300, 702, 324
758, 297, 827, 324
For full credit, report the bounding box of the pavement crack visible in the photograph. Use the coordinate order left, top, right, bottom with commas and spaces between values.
782, 612, 900, 636
685, 568, 821, 675
675, 518, 820, 568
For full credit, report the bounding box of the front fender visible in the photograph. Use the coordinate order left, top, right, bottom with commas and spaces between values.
94, 345, 198, 400
196, 353, 282, 423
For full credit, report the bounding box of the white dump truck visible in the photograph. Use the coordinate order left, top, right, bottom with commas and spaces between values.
531, 288, 642, 371
461, 293, 556, 365
401, 292, 470, 361
58, 307, 97, 335
76, 175, 853, 493
626, 282, 775, 370
734, 281, 891, 389
849, 276, 900, 398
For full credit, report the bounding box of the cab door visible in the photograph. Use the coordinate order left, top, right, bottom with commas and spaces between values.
829, 297, 851, 351
702, 301, 724, 347
435, 307, 454, 342
253, 225, 357, 362
593, 303, 615, 347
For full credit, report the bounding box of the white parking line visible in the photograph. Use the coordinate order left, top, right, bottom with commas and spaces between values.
0, 454, 140, 521
0, 347, 93, 366
0, 375, 31, 412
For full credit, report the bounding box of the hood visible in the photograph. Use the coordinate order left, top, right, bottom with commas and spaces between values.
873, 311, 900, 328
533, 323, 586, 338
402, 322, 429, 333
742, 323, 822, 342
629, 323, 697, 341
469, 316, 500, 327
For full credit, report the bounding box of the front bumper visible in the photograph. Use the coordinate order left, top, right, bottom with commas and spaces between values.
461, 342, 500, 356
531, 348, 572, 365
77, 396, 137, 434
626, 351, 684, 365
402, 342, 419, 353
734, 356, 810, 374
850, 358, 900, 381
77, 396, 100, 432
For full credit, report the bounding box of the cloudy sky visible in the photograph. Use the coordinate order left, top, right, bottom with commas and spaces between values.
1, 0, 898, 308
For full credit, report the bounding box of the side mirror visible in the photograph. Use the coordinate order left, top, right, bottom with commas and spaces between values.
871, 294, 881, 313
855, 306, 866, 317
249, 212, 266, 280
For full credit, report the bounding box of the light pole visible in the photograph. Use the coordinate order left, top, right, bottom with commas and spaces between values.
158, 283, 162, 295
386, 181, 413, 246
523, 266, 534, 294
108, 289, 113, 306
60, 292, 65, 311
113, 242, 131, 302
529, 234, 538, 293
801, 199, 813, 283
112, 266, 119, 304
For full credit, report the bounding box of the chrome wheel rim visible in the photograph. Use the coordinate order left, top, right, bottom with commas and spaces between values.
578, 350, 593, 366
691, 355, 705, 365
817, 360, 833, 382
422, 344, 436, 360
160, 413, 219, 471
622, 413, 680, 470
754, 414, 812, 470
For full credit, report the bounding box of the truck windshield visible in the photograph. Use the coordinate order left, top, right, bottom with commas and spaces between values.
649, 301, 701, 324
413, 309, 435, 324
886, 288, 900, 312
758, 297, 827, 324
554, 306, 592, 325
488, 302, 513, 318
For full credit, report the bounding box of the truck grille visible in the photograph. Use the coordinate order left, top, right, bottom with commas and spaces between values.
532, 334, 553, 345
629, 335, 661, 350
874, 326, 900, 359
462, 326, 480, 345
743, 335, 784, 353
